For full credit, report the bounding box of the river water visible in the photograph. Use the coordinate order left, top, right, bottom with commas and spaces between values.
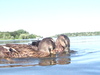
0, 36, 100, 75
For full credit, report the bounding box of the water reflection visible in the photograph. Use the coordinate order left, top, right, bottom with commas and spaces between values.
0, 53, 71, 68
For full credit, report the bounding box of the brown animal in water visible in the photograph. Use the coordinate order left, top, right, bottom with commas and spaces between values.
38, 37, 56, 57
0, 37, 56, 58
0, 44, 38, 58
55, 34, 70, 54
0, 35, 70, 58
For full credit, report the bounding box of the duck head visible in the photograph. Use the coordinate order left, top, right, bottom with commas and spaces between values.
55, 34, 70, 53
38, 37, 56, 57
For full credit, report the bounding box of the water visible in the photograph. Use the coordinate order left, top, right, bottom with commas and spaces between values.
0, 36, 100, 75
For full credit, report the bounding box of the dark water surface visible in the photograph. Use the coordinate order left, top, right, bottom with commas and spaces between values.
0, 36, 100, 75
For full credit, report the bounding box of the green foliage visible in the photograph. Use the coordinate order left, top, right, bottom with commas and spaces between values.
29, 34, 37, 38
0, 29, 41, 40
19, 34, 29, 39
10, 29, 29, 38
53, 31, 100, 37
1, 29, 100, 40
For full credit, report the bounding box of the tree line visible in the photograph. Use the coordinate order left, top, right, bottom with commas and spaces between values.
0, 29, 41, 40
0, 30, 100, 40
53, 31, 100, 37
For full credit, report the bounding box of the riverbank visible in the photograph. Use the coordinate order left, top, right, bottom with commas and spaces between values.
53, 31, 100, 37
0, 31, 100, 40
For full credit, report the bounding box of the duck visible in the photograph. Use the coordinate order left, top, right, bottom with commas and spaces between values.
38, 37, 56, 57
0, 44, 38, 58
30, 34, 70, 54
0, 34, 70, 58
55, 34, 70, 54
0, 37, 56, 58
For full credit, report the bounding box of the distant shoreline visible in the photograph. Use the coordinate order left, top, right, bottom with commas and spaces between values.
0, 30, 100, 40
0, 29, 41, 40
53, 31, 100, 37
